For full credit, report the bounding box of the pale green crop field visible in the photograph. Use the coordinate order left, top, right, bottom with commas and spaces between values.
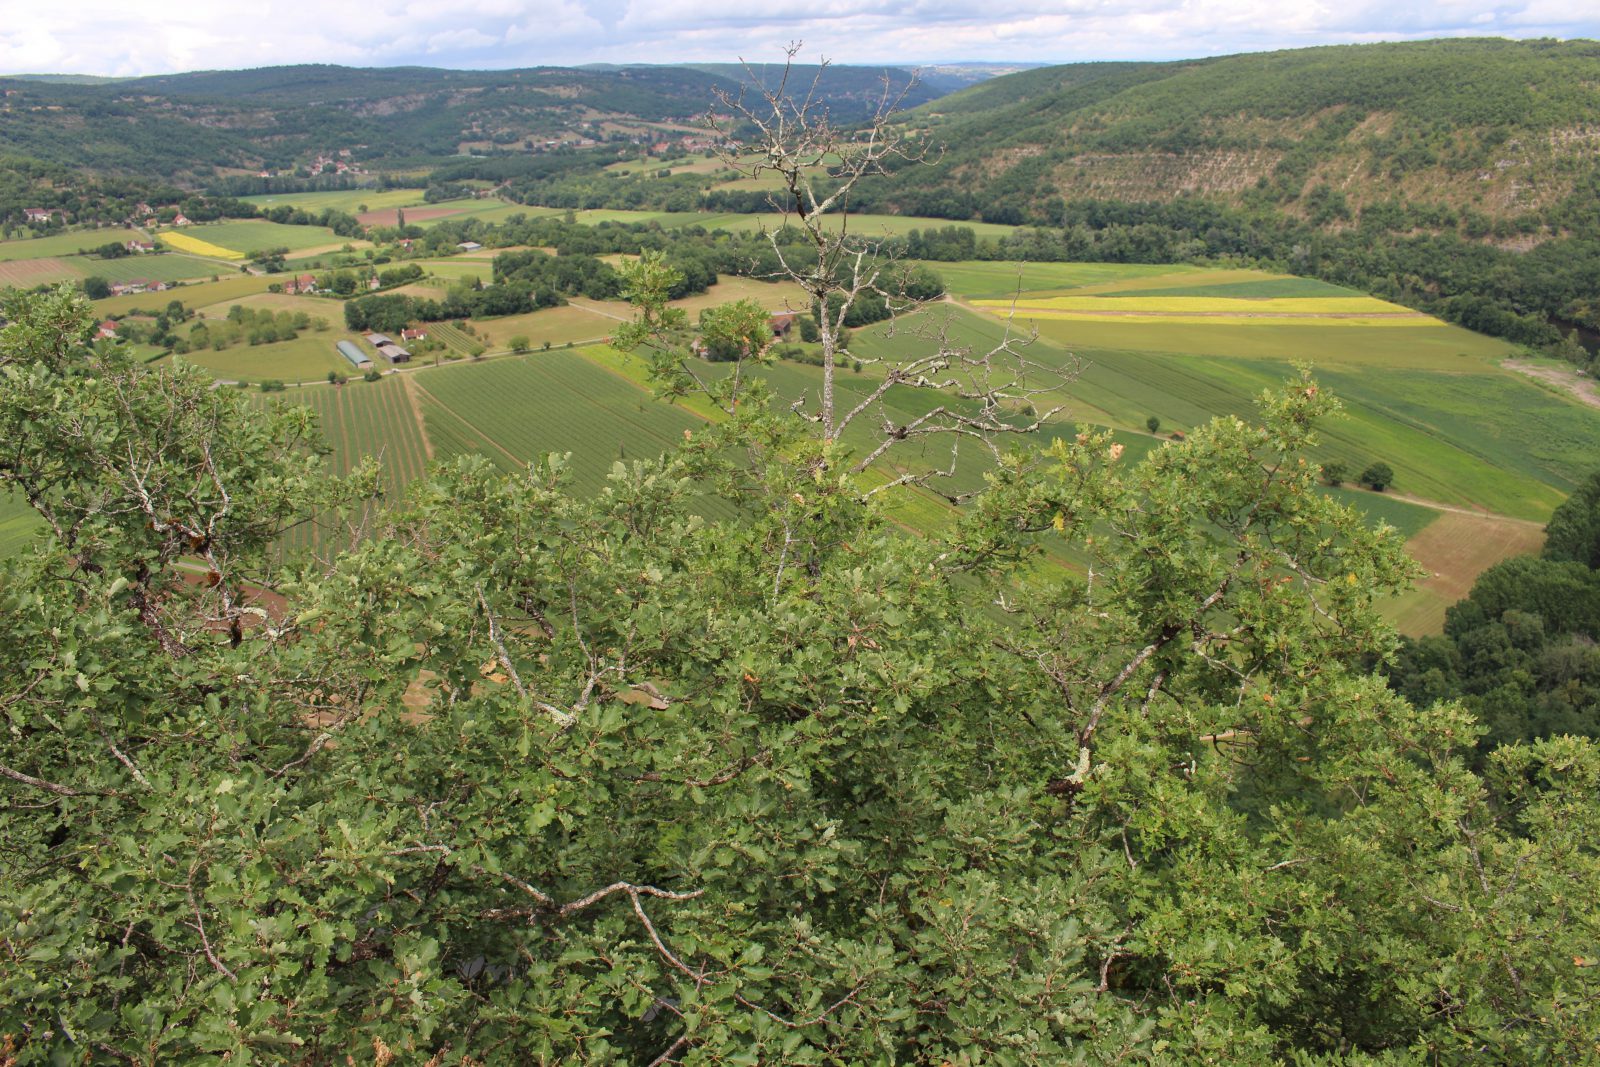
244, 189, 429, 216
0, 228, 148, 261
176, 334, 360, 383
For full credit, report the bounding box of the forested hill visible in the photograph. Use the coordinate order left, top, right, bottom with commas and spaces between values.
861, 38, 1600, 229
0, 62, 935, 180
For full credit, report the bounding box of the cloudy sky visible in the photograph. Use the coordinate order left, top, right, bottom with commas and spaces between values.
2, 0, 1596, 77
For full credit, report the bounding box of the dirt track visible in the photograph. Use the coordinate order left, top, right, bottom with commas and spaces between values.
1503, 359, 1600, 410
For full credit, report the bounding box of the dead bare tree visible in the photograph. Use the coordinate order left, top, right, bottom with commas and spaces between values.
701, 44, 1073, 495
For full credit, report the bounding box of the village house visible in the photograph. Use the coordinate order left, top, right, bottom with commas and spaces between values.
400, 327, 428, 342
367, 276, 381, 290
125, 240, 155, 253
282, 274, 317, 295
170, 213, 192, 226
23, 208, 57, 223
108, 280, 169, 297
96, 320, 118, 339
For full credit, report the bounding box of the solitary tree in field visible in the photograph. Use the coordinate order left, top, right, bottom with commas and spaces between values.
621, 46, 1069, 497
1361, 460, 1395, 491
1322, 459, 1349, 486
1146, 414, 1161, 434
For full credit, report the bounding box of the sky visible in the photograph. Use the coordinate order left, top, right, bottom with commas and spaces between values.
1, 0, 1596, 77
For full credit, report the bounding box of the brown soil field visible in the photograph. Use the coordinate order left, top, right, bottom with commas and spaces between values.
356, 206, 464, 226
1387, 511, 1545, 635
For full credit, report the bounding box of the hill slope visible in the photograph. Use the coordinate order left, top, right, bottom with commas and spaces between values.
865, 38, 1600, 228
0, 62, 944, 181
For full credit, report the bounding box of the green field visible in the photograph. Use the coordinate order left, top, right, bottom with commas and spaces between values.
410, 258, 494, 282
177, 333, 358, 383
412, 352, 718, 503
876, 302, 1587, 521
65, 253, 216, 284
927, 261, 1201, 300
421, 321, 481, 356
93, 274, 275, 316
472, 305, 616, 349
0, 493, 41, 558
243, 188, 428, 216
0, 229, 147, 261
166, 220, 363, 256
249, 377, 430, 555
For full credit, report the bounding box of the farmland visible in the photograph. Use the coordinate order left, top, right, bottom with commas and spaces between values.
176, 333, 357, 383
243, 188, 428, 216
0, 258, 81, 287
0, 228, 148, 261
194, 292, 338, 321
157, 231, 244, 259
92, 274, 277, 315
909, 303, 1584, 521
0, 493, 40, 559
412, 352, 720, 504
469, 305, 617, 349
67, 254, 216, 283
48, 252, 1587, 635
161, 220, 365, 257
247, 377, 430, 555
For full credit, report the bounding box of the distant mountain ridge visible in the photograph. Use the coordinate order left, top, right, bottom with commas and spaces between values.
0, 61, 951, 181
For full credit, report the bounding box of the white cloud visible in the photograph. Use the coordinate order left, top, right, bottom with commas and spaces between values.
0, 0, 1594, 75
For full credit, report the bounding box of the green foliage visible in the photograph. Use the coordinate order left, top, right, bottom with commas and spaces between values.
1361, 461, 1396, 491
1321, 459, 1348, 486
1543, 469, 1600, 569
1145, 414, 1161, 434
4, 260, 1600, 1062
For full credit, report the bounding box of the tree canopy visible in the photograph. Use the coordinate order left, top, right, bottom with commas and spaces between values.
2, 284, 1598, 1062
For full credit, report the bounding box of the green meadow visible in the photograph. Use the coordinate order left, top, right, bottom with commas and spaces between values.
243, 188, 429, 216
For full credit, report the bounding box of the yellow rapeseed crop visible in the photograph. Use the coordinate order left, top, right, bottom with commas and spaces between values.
158, 231, 245, 260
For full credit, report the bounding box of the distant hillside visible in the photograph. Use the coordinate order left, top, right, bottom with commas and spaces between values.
862, 38, 1600, 230
0, 62, 956, 182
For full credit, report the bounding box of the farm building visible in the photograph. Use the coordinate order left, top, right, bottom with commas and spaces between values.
365, 333, 394, 347
125, 240, 155, 253
770, 312, 800, 338
377, 343, 411, 364
457, 241, 483, 252
336, 341, 373, 370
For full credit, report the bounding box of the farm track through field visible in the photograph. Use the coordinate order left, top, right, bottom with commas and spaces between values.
409, 377, 526, 469
401, 375, 436, 460
1503, 359, 1600, 410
